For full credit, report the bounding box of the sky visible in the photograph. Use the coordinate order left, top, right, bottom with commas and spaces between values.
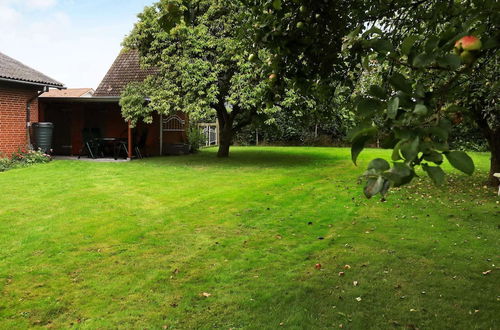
0, 0, 153, 89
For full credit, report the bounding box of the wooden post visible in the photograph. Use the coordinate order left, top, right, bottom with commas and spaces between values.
160, 114, 163, 156
128, 121, 132, 160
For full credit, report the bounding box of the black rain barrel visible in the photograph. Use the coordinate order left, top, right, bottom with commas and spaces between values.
32, 122, 54, 153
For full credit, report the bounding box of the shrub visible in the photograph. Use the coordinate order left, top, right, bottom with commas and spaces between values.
11, 148, 52, 165
187, 126, 205, 153
0, 149, 52, 173
0, 158, 12, 172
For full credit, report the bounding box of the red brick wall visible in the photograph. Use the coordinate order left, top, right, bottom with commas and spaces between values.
0, 85, 39, 156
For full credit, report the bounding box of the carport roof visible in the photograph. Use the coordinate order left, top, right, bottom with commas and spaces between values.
0, 51, 64, 88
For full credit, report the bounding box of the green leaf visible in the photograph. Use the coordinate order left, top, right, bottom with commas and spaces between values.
438, 54, 461, 70
272, 0, 282, 10
368, 158, 390, 172
351, 127, 378, 165
400, 137, 420, 162
401, 35, 419, 56
364, 176, 385, 199
357, 98, 382, 117
424, 36, 440, 53
387, 97, 399, 119
414, 104, 428, 116
414, 83, 425, 98
413, 53, 434, 68
384, 163, 415, 187
445, 151, 475, 175
422, 164, 446, 185
372, 39, 393, 53
389, 73, 412, 94
423, 151, 444, 165
392, 140, 404, 161
368, 85, 386, 99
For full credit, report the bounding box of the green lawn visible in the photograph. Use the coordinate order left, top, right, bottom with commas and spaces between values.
0, 147, 498, 329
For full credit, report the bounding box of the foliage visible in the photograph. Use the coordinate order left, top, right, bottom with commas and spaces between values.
121, 0, 275, 157
343, 0, 499, 198
187, 125, 205, 152
0, 157, 11, 172
0, 149, 51, 173
244, 0, 499, 196
0, 148, 497, 328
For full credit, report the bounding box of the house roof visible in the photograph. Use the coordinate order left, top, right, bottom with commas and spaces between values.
94, 49, 157, 97
41, 88, 94, 98
0, 51, 64, 88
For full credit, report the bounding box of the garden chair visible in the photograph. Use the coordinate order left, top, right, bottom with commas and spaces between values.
78, 128, 100, 159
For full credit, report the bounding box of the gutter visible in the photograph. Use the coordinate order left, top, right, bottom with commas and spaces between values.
0, 76, 65, 89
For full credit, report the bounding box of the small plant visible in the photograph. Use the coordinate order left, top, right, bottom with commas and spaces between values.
5, 148, 52, 170
0, 157, 12, 172
187, 126, 205, 153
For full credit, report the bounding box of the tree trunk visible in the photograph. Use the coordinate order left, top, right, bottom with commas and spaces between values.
487, 130, 500, 186
217, 116, 234, 158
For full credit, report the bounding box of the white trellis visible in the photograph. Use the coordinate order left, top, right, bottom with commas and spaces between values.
198, 120, 219, 147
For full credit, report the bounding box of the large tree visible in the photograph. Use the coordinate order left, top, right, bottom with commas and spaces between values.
121, 0, 363, 157
121, 0, 272, 157
244, 0, 499, 195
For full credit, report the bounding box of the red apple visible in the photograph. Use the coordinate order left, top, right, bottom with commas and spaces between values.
315, 263, 322, 270
454, 36, 482, 52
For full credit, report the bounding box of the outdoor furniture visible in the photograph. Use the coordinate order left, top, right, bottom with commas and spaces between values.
494, 173, 500, 196
78, 128, 102, 159
112, 139, 129, 160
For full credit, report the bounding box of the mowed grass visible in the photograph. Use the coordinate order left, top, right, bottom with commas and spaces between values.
0, 147, 498, 329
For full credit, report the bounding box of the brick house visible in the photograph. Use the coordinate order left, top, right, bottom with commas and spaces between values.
39, 49, 188, 158
0, 52, 64, 156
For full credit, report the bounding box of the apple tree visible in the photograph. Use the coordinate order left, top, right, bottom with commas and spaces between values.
244, 0, 499, 196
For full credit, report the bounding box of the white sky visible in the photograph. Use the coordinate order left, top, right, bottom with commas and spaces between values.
0, 0, 153, 89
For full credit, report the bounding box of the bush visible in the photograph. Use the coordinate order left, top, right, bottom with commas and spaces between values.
187, 126, 205, 153
0, 148, 51, 173
0, 158, 11, 172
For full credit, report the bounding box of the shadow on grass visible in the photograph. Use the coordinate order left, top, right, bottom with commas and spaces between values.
144, 147, 345, 169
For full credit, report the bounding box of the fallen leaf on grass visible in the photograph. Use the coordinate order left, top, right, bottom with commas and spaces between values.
482, 270, 492, 275
344, 265, 351, 270
356, 297, 362, 302
201, 292, 212, 297
338, 272, 345, 277
353, 281, 359, 286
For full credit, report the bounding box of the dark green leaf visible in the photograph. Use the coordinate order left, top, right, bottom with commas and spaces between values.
351, 127, 378, 165
357, 98, 382, 117
368, 158, 390, 172
438, 54, 461, 70
389, 73, 412, 94
387, 97, 399, 119
423, 150, 444, 165
445, 151, 475, 175
401, 35, 419, 56
384, 163, 415, 187
364, 176, 385, 199
400, 137, 420, 162
372, 39, 393, 53
422, 164, 446, 185
413, 53, 434, 68
368, 85, 386, 99
424, 36, 440, 53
